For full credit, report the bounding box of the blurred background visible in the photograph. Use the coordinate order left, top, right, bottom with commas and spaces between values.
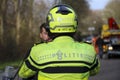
0, 0, 120, 67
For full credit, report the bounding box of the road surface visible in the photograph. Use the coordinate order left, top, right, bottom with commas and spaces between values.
0, 58, 120, 80
89, 58, 120, 80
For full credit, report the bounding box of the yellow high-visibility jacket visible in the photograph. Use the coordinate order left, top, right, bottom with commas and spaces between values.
19, 36, 100, 80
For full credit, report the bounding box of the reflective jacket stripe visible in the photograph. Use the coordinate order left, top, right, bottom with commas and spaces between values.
25, 60, 39, 71
30, 56, 93, 66
25, 59, 90, 73
90, 59, 99, 70
25, 56, 96, 73
40, 66, 89, 73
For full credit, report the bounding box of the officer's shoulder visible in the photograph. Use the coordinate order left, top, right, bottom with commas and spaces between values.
31, 42, 46, 50
78, 41, 93, 47
33, 42, 48, 47
33, 42, 43, 46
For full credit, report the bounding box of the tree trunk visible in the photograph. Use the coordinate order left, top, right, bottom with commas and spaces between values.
28, 0, 34, 41
14, 0, 21, 45
0, 15, 3, 44
16, 10, 20, 45
1, 0, 7, 45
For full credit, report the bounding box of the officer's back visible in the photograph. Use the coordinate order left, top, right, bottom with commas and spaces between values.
18, 4, 100, 80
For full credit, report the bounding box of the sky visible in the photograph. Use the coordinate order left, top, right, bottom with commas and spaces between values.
89, 0, 110, 10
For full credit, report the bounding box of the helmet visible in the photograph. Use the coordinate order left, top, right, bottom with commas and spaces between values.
46, 4, 78, 33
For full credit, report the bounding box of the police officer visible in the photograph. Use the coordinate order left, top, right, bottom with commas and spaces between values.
18, 4, 100, 80
96, 35, 104, 58
19, 23, 52, 80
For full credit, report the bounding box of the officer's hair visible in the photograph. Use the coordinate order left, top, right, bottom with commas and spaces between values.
39, 23, 47, 33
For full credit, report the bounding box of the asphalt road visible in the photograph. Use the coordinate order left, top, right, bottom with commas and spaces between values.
89, 57, 120, 80
0, 57, 120, 80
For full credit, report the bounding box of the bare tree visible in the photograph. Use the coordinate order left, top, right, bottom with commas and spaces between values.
103, 0, 120, 23
13, 0, 21, 45
28, 0, 34, 41
0, 0, 7, 45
